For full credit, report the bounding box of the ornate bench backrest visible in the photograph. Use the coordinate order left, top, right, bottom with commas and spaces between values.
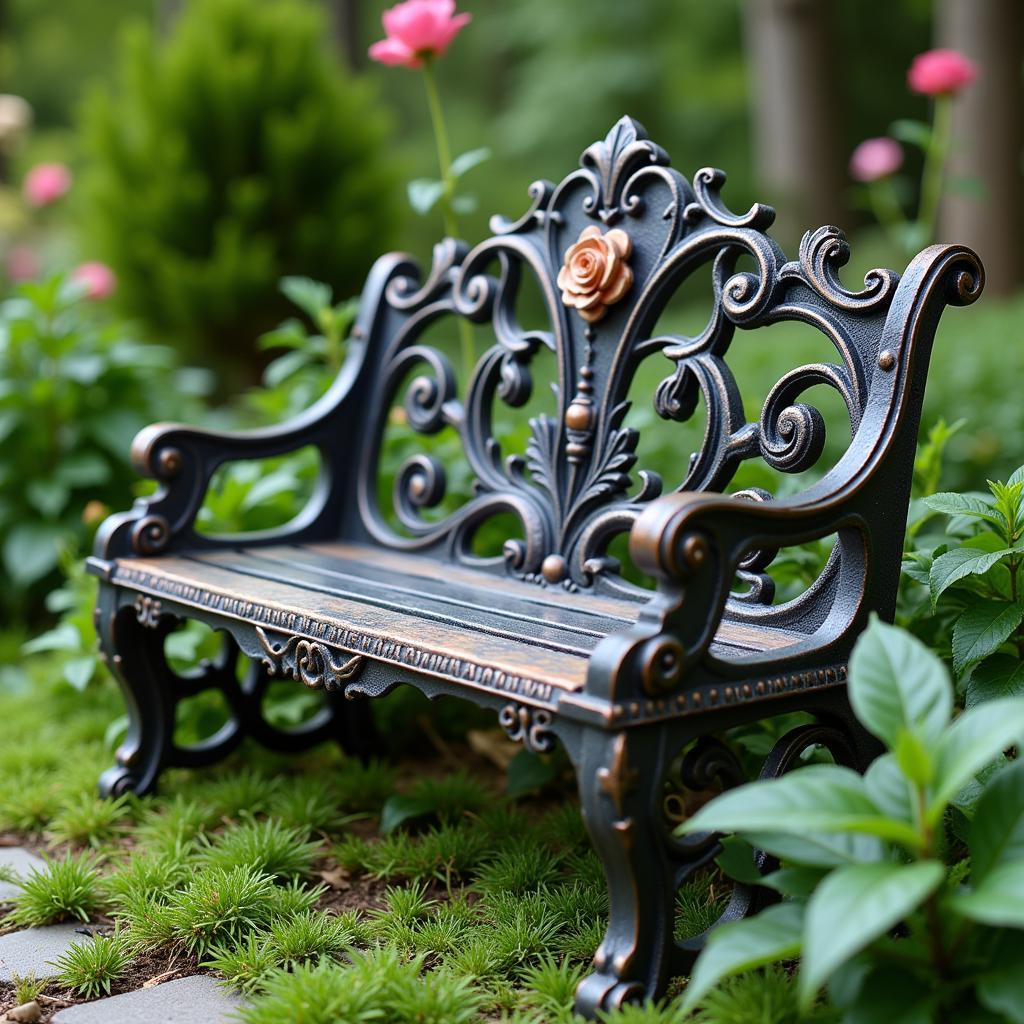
346, 116, 972, 595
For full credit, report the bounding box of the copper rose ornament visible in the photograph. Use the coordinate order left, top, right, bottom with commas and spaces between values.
557, 226, 633, 323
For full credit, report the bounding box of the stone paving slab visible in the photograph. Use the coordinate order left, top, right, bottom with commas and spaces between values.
0, 924, 84, 982
52, 976, 243, 1024
0, 848, 45, 900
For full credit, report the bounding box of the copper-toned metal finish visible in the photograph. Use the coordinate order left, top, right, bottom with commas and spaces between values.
88, 116, 984, 1017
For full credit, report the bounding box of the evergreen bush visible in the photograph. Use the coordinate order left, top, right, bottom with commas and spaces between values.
79, 0, 398, 374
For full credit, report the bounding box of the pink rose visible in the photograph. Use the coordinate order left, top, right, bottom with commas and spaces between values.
908, 49, 977, 96
849, 138, 903, 183
7, 245, 39, 282
23, 162, 71, 207
369, 0, 471, 69
71, 261, 117, 301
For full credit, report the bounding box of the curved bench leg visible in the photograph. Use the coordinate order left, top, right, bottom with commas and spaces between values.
96, 590, 378, 797
573, 722, 720, 1016
572, 708, 878, 1017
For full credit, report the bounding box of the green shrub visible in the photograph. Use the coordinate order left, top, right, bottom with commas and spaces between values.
80, 0, 398, 372
677, 617, 1024, 1020
0, 276, 208, 614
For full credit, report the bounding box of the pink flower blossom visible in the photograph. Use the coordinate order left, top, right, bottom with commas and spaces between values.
23, 162, 71, 207
6, 245, 38, 282
71, 261, 117, 301
849, 138, 903, 183
369, 0, 471, 69
908, 49, 977, 96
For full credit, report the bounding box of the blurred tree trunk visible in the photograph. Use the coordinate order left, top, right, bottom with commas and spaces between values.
329, 0, 363, 72
743, 0, 844, 246
937, 0, 1023, 296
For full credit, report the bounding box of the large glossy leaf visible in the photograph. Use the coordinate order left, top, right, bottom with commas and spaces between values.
977, 931, 1024, 1023
679, 901, 804, 1013
929, 546, 1013, 605
965, 655, 1024, 708
952, 599, 1024, 675
863, 754, 915, 824
798, 861, 945, 1010
953, 860, 1024, 927
970, 760, 1024, 882
848, 617, 951, 748
745, 830, 886, 868
928, 697, 1024, 821
679, 764, 920, 848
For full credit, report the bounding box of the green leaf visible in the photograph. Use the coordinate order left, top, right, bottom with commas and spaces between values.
952, 860, 1024, 927
969, 760, 1024, 882
759, 867, 827, 898
929, 546, 1013, 605
21, 622, 82, 655
744, 830, 886, 868
63, 656, 97, 691
679, 764, 922, 849
953, 599, 1024, 674
1008, 465, 1024, 488
714, 836, 764, 886
965, 655, 1024, 708
925, 492, 1005, 528
26, 478, 70, 519
450, 147, 491, 178
863, 754, 914, 823
835, 963, 936, 1024
679, 901, 804, 1013
55, 452, 111, 488
798, 861, 945, 1010
888, 118, 932, 149
505, 749, 557, 798
407, 178, 445, 216
379, 794, 434, 835
894, 729, 934, 786
2, 522, 64, 586
928, 697, 1024, 820
977, 931, 1024, 1023
848, 616, 952, 748
280, 277, 332, 320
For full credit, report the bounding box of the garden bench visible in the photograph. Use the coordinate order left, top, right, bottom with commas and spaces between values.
87, 117, 983, 1015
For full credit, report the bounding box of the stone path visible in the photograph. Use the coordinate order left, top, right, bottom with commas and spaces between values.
0, 924, 84, 982
0, 849, 45, 901
0, 848, 243, 1023
52, 976, 242, 1023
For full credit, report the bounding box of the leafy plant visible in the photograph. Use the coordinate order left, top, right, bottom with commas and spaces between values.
0, 275, 208, 611
80, 0, 397, 372
196, 816, 321, 881
903, 462, 1024, 700
45, 791, 132, 848
49, 928, 136, 998
677, 617, 1024, 1019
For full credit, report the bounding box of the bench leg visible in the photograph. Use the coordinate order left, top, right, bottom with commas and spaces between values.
573, 721, 723, 1015
572, 708, 880, 1017
96, 597, 378, 797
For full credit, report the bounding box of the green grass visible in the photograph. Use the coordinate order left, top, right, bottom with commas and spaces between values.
0, 649, 818, 1020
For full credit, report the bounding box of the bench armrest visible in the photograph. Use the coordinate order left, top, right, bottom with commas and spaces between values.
91, 253, 416, 563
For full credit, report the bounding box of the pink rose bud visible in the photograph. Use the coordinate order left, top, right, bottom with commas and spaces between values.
71, 261, 117, 301
7, 245, 39, 282
907, 49, 977, 96
369, 0, 471, 69
23, 162, 71, 207
849, 138, 903, 183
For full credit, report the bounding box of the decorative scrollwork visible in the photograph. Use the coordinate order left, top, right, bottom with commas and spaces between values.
255, 628, 365, 693
131, 514, 171, 555
498, 702, 555, 753
355, 116, 909, 598
133, 594, 163, 629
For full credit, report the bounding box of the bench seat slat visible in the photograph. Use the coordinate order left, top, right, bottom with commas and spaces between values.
110, 542, 803, 698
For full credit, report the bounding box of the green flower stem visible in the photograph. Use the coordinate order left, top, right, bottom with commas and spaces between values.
918, 94, 953, 246
421, 57, 474, 383
868, 178, 909, 254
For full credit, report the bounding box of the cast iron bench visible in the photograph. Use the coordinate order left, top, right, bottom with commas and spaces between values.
87, 117, 983, 1015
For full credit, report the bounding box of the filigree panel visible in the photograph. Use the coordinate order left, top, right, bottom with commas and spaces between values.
356, 117, 899, 596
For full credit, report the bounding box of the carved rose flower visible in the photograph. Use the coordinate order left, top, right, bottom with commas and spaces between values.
557, 226, 633, 323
